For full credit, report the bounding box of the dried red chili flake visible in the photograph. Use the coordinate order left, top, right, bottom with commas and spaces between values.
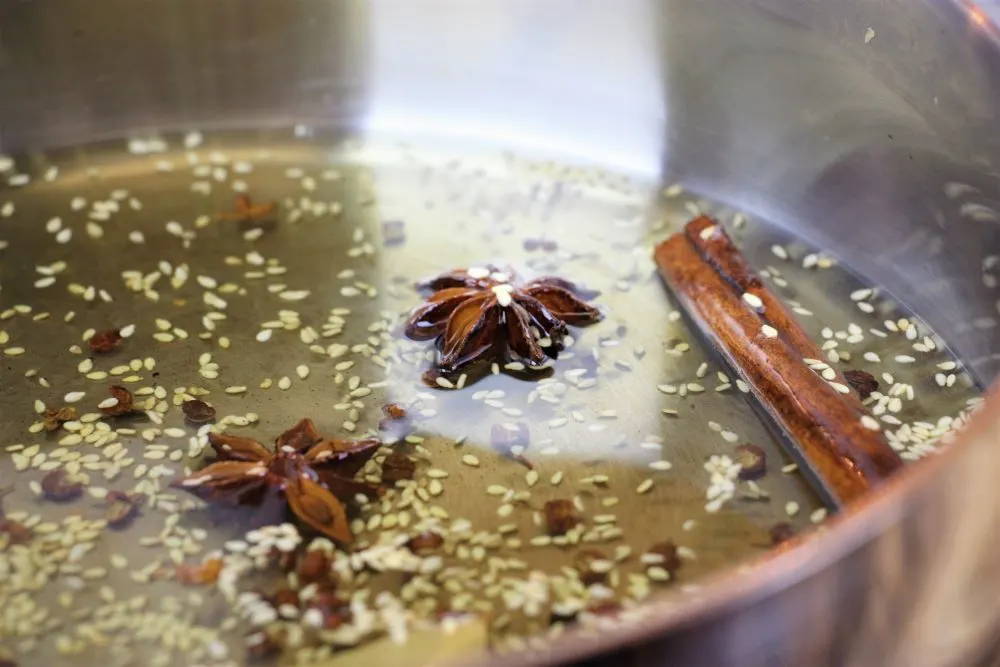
270, 588, 300, 609
89, 328, 123, 354
769, 522, 796, 546
181, 399, 216, 425
380, 452, 416, 483
0, 658, 17, 667
176, 557, 224, 585
543, 499, 579, 536
733, 443, 767, 480
584, 601, 622, 617
490, 422, 533, 469
100, 385, 136, 417
40, 470, 84, 502
378, 403, 412, 438
0, 487, 32, 546
383, 403, 407, 420
406, 531, 444, 555
573, 548, 609, 585
263, 547, 297, 574
307, 591, 352, 630
42, 406, 77, 432
219, 194, 277, 226
245, 629, 283, 662
646, 541, 683, 575
105, 491, 144, 528
844, 369, 879, 400
295, 549, 332, 584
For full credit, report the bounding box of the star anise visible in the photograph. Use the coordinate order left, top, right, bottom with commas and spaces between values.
405, 266, 603, 380
170, 419, 380, 544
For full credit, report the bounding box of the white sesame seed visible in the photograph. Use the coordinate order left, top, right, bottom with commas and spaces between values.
761, 324, 779, 338
861, 415, 881, 431
64, 391, 86, 403
742, 293, 764, 310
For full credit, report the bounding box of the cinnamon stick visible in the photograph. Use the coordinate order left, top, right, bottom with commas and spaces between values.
655, 220, 902, 506
684, 216, 869, 414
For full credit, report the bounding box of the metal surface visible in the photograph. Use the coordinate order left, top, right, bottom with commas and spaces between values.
2, 0, 999, 381
1, 0, 1000, 666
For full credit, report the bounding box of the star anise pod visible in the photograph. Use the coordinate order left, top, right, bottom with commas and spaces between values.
170, 419, 380, 544
405, 267, 603, 380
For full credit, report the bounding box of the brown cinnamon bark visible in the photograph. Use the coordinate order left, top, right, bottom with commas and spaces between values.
685, 216, 870, 415
655, 222, 903, 506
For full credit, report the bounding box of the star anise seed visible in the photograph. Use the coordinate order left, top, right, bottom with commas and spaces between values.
734, 443, 767, 480
543, 499, 579, 536
380, 452, 416, 483
844, 369, 879, 400
646, 541, 683, 576
105, 491, 145, 528
100, 385, 137, 417
182, 399, 217, 425
406, 531, 444, 554
40, 470, 84, 502
89, 329, 123, 354
573, 548, 610, 585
